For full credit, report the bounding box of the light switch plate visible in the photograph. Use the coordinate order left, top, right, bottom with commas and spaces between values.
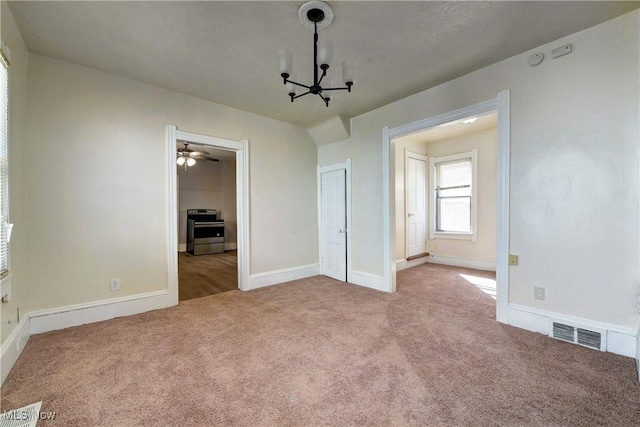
508, 254, 518, 266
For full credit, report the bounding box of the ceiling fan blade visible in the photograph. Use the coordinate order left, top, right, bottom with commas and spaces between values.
189, 151, 209, 156
191, 154, 219, 162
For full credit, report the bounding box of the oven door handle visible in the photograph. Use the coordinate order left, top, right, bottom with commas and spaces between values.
194, 222, 223, 227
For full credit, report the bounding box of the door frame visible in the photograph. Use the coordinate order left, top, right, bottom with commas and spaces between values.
405, 150, 429, 260
317, 159, 352, 283
382, 90, 510, 323
166, 125, 251, 305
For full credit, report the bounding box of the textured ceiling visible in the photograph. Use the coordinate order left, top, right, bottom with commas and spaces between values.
8, 1, 639, 129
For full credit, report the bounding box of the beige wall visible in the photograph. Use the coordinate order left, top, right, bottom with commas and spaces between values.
425, 128, 497, 263
25, 54, 318, 312
177, 159, 236, 246
1, 1, 29, 345
320, 11, 640, 328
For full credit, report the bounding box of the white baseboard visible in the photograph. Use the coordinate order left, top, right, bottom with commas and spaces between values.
396, 257, 429, 271
350, 270, 388, 292
427, 255, 496, 271
248, 264, 320, 290
29, 290, 171, 335
1, 318, 31, 385
178, 244, 187, 252
508, 303, 637, 358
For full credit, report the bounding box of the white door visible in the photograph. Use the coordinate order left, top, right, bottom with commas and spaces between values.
321, 169, 347, 281
406, 155, 427, 258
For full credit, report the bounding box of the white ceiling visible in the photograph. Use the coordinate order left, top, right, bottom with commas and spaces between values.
8, 1, 638, 129
398, 112, 497, 145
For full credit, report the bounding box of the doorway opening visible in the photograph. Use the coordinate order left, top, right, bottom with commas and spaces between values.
176, 143, 238, 300
394, 112, 498, 303
382, 91, 510, 322
166, 126, 250, 306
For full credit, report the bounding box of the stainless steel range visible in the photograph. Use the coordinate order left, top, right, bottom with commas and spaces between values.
186, 209, 225, 255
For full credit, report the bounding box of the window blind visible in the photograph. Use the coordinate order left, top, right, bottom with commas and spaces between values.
0, 47, 9, 277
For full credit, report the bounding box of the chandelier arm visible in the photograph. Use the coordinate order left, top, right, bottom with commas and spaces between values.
292, 90, 312, 100
318, 93, 330, 107
285, 78, 312, 90
317, 67, 328, 86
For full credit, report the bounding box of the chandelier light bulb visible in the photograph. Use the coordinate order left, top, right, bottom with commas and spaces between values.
317, 39, 333, 68
186, 157, 196, 167
341, 59, 356, 87
176, 156, 186, 166
278, 50, 293, 78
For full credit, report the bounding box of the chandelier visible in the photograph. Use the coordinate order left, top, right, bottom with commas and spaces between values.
278, 1, 356, 107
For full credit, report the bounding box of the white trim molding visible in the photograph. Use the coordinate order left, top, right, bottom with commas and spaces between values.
427, 255, 496, 272
166, 126, 251, 299
495, 90, 510, 323
508, 303, 637, 358
29, 290, 170, 335
1, 317, 30, 385
350, 270, 387, 292
382, 126, 397, 293
249, 264, 320, 290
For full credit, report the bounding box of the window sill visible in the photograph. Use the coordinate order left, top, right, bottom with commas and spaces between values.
432, 231, 475, 241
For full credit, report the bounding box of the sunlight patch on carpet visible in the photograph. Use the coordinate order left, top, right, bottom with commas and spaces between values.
0, 401, 42, 427
459, 274, 496, 299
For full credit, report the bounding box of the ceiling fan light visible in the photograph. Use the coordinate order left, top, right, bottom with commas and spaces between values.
176, 156, 186, 166
341, 59, 356, 86
186, 157, 196, 167
278, 50, 293, 77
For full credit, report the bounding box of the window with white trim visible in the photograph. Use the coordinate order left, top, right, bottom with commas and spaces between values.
429, 149, 478, 241
0, 46, 9, 279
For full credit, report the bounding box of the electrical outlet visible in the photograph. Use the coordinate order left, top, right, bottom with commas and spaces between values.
110, 278, 121, 292
534, 286, 545, 301
508, 254, 519, 266
551, 43, 572, 59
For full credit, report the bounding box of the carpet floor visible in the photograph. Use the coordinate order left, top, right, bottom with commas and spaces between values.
1, 263, 639, 426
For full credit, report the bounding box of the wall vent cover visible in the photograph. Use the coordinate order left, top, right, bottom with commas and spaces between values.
550, 321, 606, 351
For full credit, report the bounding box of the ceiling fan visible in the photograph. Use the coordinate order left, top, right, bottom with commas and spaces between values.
176, 142, 219, 169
